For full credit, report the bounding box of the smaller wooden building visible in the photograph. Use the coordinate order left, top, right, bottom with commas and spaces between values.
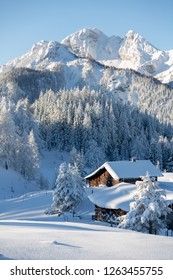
94, 205, 127, 222
86, 160, 162, 222
88, 182, 136, 222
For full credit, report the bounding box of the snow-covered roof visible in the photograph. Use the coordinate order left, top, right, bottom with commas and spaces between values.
87, 179, 173, 211
88, 183, 136, 211
85, 160, 162, 180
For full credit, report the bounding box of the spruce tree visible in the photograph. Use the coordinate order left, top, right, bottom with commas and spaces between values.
118, 174, 172, 234
52, 162, 84, 212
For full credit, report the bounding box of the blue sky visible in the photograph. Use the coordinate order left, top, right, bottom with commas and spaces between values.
1, 0, 173, 65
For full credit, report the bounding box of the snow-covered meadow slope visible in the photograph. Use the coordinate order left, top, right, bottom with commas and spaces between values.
0, 189, 173, 260
0, 156, 173, 260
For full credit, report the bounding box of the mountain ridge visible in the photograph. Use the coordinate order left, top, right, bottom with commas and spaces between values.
1, 28, 173, 86
62, 28, 173, 85
0, 28, 173, 127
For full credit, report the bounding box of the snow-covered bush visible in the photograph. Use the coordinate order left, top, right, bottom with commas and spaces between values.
52, 162, 84, 212
118, 173, 172, 234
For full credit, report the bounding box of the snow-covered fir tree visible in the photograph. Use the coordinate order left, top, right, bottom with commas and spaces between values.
0, 98, 17, 169
15, 131, 40, 180
118, 173, 172, 234
52, 162, 84, 212
28, 130, 40, 172
85, 139, 106, 170
69, 147, 85, 176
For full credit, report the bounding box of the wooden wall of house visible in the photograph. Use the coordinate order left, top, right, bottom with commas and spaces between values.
167, 204, 173, 230
122, 176, 158, 184
87, 169, 158, 187
95, 205, 127, 222
88, 168, 120, 187
122, 177, 141, 184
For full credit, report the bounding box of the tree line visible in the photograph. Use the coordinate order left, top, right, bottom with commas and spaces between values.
32, 87, 173, 172
0, 86, 173, 181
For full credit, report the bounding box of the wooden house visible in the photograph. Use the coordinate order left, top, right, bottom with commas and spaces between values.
85, 160, 162, 187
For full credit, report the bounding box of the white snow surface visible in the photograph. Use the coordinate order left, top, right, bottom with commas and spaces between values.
0, 168, 40, 199
88, 183, 136, 210
0, 155, 173, 260
0, 188, 173, 260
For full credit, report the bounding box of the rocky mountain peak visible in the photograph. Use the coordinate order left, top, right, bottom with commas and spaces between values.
1, 28, 173, 85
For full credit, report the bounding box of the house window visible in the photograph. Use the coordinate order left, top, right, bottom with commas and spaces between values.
106, 179, 112, 187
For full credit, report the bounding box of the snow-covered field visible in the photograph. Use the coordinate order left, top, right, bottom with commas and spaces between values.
1, 190, 173, 260
0, 153, 173, 260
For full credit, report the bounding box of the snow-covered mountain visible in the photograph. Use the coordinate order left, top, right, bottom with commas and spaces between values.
0, 28, 173, 126
1, 28, 173, 85
0, 40, 76, 72
62, 28, 173, 85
